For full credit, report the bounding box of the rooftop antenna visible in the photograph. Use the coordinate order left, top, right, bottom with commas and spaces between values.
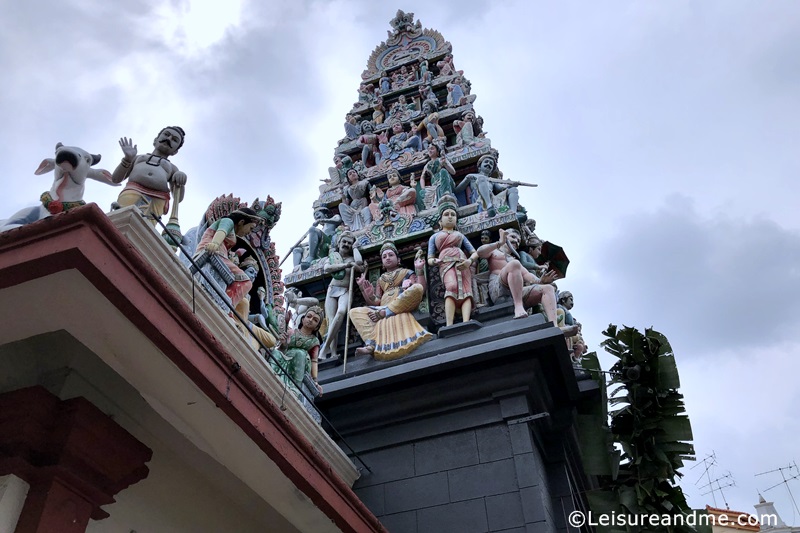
699, 472, 736, 509
692, 452, 719, 507
755, 461, 800, 523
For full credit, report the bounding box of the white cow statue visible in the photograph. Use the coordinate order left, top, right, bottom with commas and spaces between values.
0, 143, 118, 232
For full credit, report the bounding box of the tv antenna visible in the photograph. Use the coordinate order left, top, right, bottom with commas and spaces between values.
756, 461, 800, 523
699, 472, 736, 509
692, 452, 721, 507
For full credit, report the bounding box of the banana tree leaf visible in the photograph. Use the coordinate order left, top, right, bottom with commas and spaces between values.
656, 416, 694, 442
656, 355, 681, 389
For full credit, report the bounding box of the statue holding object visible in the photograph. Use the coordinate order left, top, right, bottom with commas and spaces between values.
415, 141, 455, 210
427, 195, 478, 326
319, 232, 365, 359
456, 154, 535, 217
271, 305, 325, 415
111, 126, 187, 229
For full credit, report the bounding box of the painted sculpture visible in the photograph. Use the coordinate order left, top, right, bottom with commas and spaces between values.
111, 126, 187, 226
476, 228, 578, 336
384, 168, 417, 216
298, 206, 342, 268
427, 196, 478, 326
350, 242, 433, 360
557, 291, 575, 327
271, 305, 325, 420
456, 154, 533, 217
192, 207, 263, 308
0, 144, 117, 232
453, 109, 490, 151
319, 232, 365, 359
416, 141, 455, 210
339, 168, 373, 231
284, 287, 320, 330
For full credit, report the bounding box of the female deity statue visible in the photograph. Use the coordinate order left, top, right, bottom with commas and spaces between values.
350, 242, 433, 361
193, 207, 263, 308
427, 195, 478, 326
339, 167, 373, 231
384, 168, 417, 216
418, 59, 431, 85
271, 306, 324, 415
414, 141, 455, 210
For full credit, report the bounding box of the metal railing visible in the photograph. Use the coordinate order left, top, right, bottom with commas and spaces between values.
150, 214, 370, 473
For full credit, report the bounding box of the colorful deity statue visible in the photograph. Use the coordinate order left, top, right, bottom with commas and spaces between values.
111, 126, 187, 227
299, 206, 342, 268
427, 195, 478, 326
453, 109, 490, 151
271, 305, 325, 421
446, 76, 467, 108
380, 121, 424, 161
358, 121, 381, 168
339, 168, 373, 231
384, 168, 418, 216
476, 229, 578, 338
414, 141, 455, 211
350, 243, 433, 360
456, 154, 534, 217
319, 232, 365, 359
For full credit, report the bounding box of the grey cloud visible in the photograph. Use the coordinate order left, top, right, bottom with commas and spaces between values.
581, 194, 800, 354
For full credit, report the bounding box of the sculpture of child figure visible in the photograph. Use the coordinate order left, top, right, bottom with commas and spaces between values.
427, 195, 478, 326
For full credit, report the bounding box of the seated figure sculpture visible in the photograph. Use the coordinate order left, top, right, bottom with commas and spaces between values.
414, 141, 455, 210
427, 195, 478, 326
350, 242, 433, 360
384, 168, 417, 217
453, 109, 490, 151
339, 168, 373, 231
320, 154, 353, 194
416, 109, 445, 148
380, 121, 423, 161
456, 154, 531, 217
476, 228, 578, 337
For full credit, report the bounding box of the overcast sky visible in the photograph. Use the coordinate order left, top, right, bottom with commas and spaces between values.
3, 0, 800, 520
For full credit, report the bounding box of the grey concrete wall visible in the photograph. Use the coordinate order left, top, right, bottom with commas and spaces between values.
319, 315, 597, 533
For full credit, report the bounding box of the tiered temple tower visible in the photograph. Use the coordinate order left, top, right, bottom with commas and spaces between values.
283, 11, 602, 533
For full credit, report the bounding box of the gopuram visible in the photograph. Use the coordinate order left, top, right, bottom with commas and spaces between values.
0, 10, 602, 533
291, 11, 600, 532
285, 10, 581, 360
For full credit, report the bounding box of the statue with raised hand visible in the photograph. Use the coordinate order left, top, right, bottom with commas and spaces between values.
476, 228, 577, 337
111, 126, 187, 227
